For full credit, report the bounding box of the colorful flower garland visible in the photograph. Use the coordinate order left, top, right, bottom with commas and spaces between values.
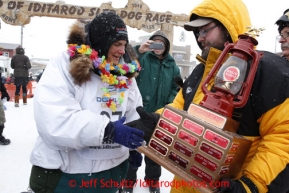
68, 44, 141, 112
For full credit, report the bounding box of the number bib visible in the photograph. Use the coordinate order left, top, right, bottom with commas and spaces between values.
77, 84, 130, 160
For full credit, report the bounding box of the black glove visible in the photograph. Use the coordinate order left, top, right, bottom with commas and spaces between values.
128, 150, 143, 168
174, 76, 184, 88
125, 106, 160, 143
218, 178, 247, 193
1, 92, 10, 101
104, 117, 144, 149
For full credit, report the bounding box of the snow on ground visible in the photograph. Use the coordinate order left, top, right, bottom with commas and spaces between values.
0, 96, 174, 193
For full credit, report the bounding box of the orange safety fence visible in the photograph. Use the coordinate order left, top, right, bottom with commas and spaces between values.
4, 81, 35, 102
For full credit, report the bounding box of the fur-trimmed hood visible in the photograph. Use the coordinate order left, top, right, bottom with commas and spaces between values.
66, 19, 139, 86
67, 19, 88, 46
66, 20, 93, 86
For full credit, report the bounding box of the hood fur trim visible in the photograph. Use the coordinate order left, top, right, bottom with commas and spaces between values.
67, 20, 93, 86
67, 19, 88, 45
69, 55, 93, 86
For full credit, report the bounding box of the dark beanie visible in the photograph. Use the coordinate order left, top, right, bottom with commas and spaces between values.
85, 12, 128, 58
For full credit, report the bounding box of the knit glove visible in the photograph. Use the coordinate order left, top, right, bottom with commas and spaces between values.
128, 150, 143, 168
125, 106, 160, 143
104, 117, 144, 149
218, 178, 247, 193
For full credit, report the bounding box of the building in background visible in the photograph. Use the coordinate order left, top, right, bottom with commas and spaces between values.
0, 43, 47, 78
29, 58, 48, 79
0, 43, 19, 78
130, 35, 197, 79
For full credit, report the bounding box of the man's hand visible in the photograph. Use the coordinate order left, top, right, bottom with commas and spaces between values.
217, 178, 247, 193
126, 106, 160, 143
128, 150, 143, 168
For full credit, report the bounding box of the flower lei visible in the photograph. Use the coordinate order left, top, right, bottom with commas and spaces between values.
68, 44, 141, 112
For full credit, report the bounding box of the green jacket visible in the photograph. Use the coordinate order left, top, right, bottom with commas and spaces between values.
135, 45, 181, 113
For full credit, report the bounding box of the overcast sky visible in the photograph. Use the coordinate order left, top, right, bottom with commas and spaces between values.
0, 0, 286, 59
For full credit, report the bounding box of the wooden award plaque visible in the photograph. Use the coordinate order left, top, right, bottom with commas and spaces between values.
138, 104, 252, 193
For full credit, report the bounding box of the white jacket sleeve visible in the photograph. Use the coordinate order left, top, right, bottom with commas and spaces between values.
34, 52, 110, 151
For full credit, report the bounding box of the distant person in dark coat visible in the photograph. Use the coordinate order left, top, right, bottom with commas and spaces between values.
0, 69, 10, 145
1, 71, 6, 84
10, 47, 31, 107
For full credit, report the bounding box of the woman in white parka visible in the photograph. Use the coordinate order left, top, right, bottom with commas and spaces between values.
29, 12, 145, 193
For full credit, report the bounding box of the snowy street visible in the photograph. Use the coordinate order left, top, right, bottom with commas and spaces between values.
0, 96, 173, 193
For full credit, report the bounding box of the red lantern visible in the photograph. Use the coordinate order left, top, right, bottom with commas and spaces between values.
199, 34, 263, 117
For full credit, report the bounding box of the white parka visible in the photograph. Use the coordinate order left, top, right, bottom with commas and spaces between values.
30, 51, 143, 174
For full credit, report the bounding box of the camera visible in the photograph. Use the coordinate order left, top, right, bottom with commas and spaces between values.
149, 42, 164, 50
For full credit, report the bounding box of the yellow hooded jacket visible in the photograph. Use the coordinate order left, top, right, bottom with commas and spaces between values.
155, 0, 289, 192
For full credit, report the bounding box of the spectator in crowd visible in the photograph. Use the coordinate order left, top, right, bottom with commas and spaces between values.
0, 69, 6, 84
28, 12, 145, 193
123, 30, 181, 193
5, 73, 15, 84
127, 0, 289, 193
276, 9, 289, 61
0, 69, 10, 145
0, 69, 8, 110
10, 47, 31, 107
0, 52, 6, 84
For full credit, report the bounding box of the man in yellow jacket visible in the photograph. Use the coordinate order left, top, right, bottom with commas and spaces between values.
128, 0, 289, 192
